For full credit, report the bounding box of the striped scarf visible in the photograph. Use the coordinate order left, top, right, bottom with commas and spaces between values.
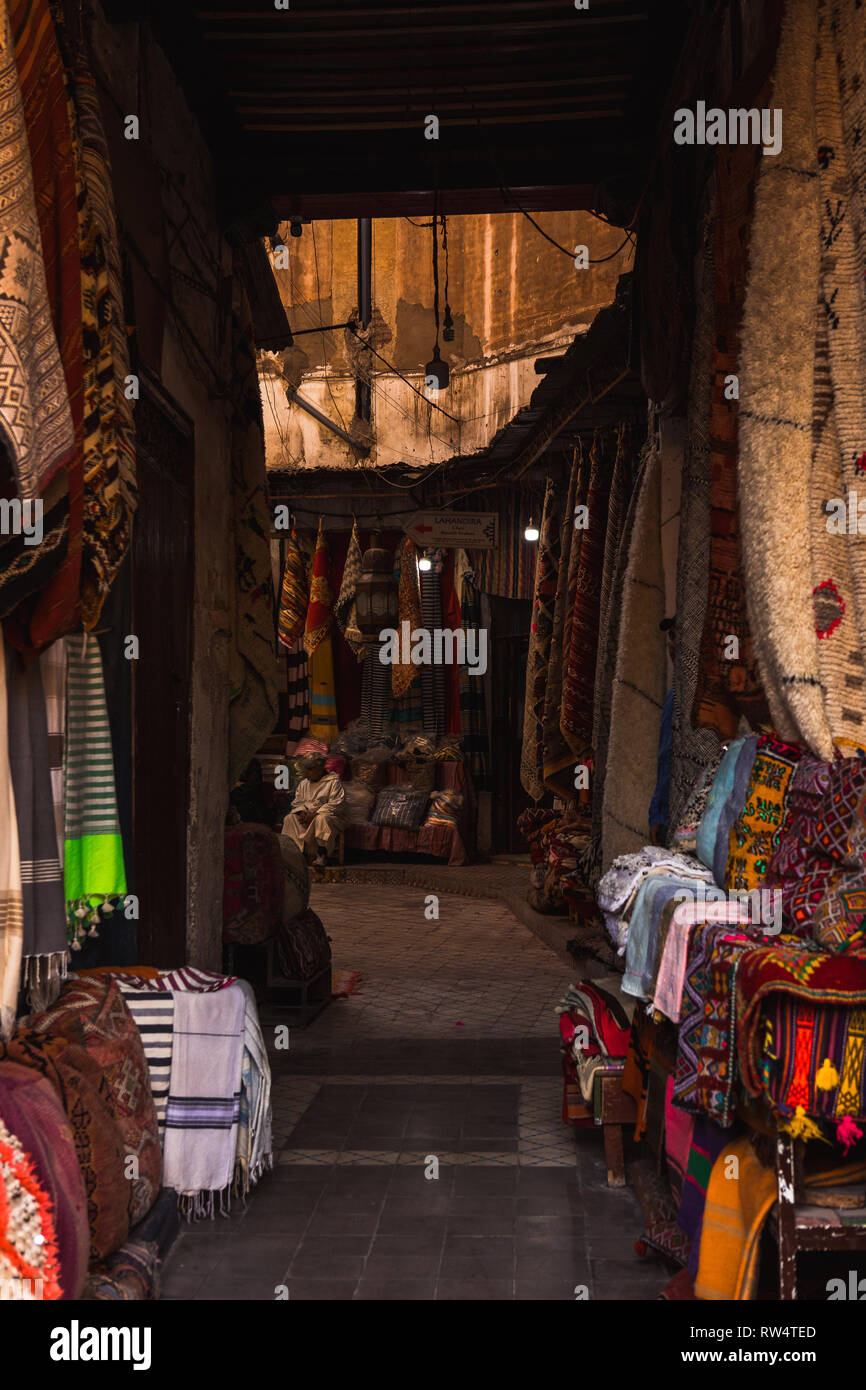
285, 636, 309, 751
5, 644, 67, 1010
420, 564, 445, 739
63, 633, 126, 949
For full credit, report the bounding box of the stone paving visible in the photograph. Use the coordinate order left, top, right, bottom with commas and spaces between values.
160, 885, 670, 1301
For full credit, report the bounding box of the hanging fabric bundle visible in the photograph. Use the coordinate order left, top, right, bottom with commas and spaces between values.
277, 526, 309, 650
458, 556, 489, 791
392, 536, 422, 700
304, 520, 338, 742
62, 632, 126, 950
5, 645, 67, 1010
519, 477, 560, 801
334, 518, 365, 659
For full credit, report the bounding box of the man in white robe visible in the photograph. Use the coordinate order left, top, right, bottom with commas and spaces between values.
282, 754, 347, 867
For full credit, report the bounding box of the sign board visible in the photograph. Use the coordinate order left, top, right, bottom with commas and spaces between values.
403, 511, 498, 550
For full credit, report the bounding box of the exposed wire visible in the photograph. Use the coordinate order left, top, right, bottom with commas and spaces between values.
310, 222, 350, 434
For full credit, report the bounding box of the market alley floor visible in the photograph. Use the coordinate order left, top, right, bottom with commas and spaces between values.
160, 885, 670, 1301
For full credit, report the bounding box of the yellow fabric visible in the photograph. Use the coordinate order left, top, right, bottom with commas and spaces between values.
695, 1137, 776, 1301
307, 634, 339, 743
697, 1136, 866, 1301
725, 748, 798, 892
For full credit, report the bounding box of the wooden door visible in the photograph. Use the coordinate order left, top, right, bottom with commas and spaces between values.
131, 375, 194, 965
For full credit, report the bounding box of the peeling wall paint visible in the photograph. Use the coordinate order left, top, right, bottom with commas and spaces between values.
262, 211, 632, 470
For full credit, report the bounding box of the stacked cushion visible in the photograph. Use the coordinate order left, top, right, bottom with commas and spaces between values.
0, 1028, 130, 1261
371, 786, 429, 830
29, 978, 161, 1227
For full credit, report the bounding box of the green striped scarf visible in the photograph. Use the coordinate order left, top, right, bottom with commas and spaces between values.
63, 634, 126, 949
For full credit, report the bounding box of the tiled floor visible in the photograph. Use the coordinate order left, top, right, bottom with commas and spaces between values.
160, 885, 669, 1301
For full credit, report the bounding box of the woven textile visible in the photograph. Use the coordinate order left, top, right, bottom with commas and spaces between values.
232, 976, 272, 1195
672, 922, 755, 1125
371, 785, 428, 831
736, 943, 866, 1119
419, 562, 446, 739
333, 518, 364, 659
222, 822, 283, 946
458, 572, 489, 790
392, 537, 422, 700
63, 633, 126, 948
520, 477, 560, 800
117, 990, 173, 1139
7, 0, 83, 648
589, 425, 634, 775
670, 190, 723, 830
284, 636, 309, 750
303, 519, 332, 657
277, 528, 308, 651
466, 491, 534, 599
543, 450, 581, 795
668, 754, 722, 857
5, 645, 66, 1006
307, 632, 339, 744
83, 1238, 159, 1302
162, 984, 245, 1215
602, 440, 666, 868
29, 976, 161, 1225
816, 0, 866, 688
724, 737, 804, 893
0, 1027, 130, 1261
0, 1060, 87, 1299
0, 631, 22, 1040
738, 0, 834, 757
676, 1115, 730, 1280
0, 0, 73, 502
692, 137, 768, 738
694, 1135, 776, 1301
276, 907, 331, 982
561, 432, 611, 759
67, 40, 136, 629
712, 737, 760, 887
38, 638, 65, 865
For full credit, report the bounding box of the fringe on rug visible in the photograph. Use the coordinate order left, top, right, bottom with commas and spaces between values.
179, 1187, 234, 1222
24, 950, 68, 1013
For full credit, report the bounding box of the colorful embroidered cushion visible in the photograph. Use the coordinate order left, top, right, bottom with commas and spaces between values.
766, 756, 866, 941
0, 1115, 62, 1302
668, 752, 722, 854
0, 1061, 89, 1300
724, 737, 804, 892
29, 978, 161, 1226
695, 738, 750, 869
0, 1029, 129, 1262
371, 785, 428, 830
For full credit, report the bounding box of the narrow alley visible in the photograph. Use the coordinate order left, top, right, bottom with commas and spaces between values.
160, 886, 666, 1301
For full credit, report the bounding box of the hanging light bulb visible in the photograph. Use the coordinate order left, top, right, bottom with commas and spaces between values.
418, 556, 433, 572
524, 519, 540, 543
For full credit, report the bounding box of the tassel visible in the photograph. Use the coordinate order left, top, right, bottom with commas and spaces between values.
837, 1115, 864, 1155
781, 1105, 830, 1145
815, 1058, 840, 1092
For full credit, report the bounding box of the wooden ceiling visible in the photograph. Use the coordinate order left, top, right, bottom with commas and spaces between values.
108, 0, 693, 224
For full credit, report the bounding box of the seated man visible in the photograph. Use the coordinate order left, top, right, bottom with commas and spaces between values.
282, 753, 347, 867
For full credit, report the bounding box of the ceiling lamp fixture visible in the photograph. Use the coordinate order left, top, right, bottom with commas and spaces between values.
418, 555, 433, 572
524, 519, 540, 543
425, 204, 450, 393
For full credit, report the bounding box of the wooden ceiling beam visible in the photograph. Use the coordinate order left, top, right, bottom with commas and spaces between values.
243, 110, 625, 133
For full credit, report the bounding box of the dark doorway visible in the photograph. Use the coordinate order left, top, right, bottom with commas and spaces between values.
132, 374, 194, 965
490, 597, 535, 854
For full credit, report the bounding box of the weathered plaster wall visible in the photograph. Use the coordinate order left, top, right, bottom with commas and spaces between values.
263, 211, 632, 470
91, 7, 234, 970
